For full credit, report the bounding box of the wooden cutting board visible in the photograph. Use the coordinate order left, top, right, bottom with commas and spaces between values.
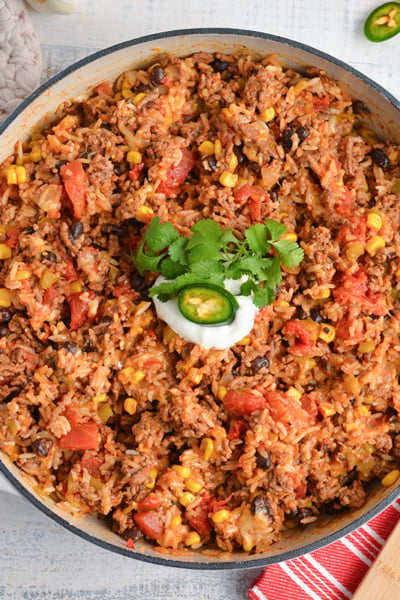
352, 517, 400, 599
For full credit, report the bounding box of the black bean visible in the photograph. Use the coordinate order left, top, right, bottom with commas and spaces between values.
122, 525, 142, 542
298, 507, 313, 522
371, 148, 390, 170
0, 308, 12, 324
139, 286, 150, 300
310, 308, 323, 323
113, 161, 123, 176
69, 221, 83, 242
130, 272, 145, 290
32, 438, 53, 458
282, 128, 293, 151
233, 145, 246, 165
251, 495, 273, 518
352, 100, 370, 115
0, 325, 8, 338
325, 499, 343, 515
100, 122, 113, 131
22, 226, 35, 235
101, 316, 113, 325
285, 508, 299, 520
206, 155, 217, 171
150, 65, 165, 85
136, 83, 151, 94
269, 187, 279, 202
41, 251, 57, 264
63, 341, 79, 355
83, 335, 94, 352
101, 223, 126, 237
296, 306, 308, 320
297, 126, 310, 141
255, 449, 272, 470
211, 58, 229, 73
251, 356, 270, 373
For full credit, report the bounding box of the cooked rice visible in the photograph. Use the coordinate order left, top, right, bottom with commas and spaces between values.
1, 51, 400, 555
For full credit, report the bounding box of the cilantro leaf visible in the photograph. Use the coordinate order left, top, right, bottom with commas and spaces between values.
265, 219, 287, 241
190, 260, 224, 281
145, 217, 179, 252
271, 239, 304, 268
168, 237, 189, 266
265, 255, 282, 289
252, 284, 275, 308
245, 223, 270, 255
161, 257, 187, 279
132, 244, 164, 275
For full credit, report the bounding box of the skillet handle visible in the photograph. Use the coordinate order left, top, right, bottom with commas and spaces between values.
0, 471, 20, 495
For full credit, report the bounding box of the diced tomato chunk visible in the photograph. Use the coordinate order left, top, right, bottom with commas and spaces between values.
80, 455, 103, 477
134, 510, 164, 540
285, 320, 316, 355
67, 290, 97, 331
59, 250, 78, 282
43, 284, 58, 305
5, 227, 21, 248
128, 163, 145, 181
300, 393, 318, 421
264, 390, 310, 430
60, 159, 87, 219
136, 494, 162, 512
188, 500, 212, 537
157, 148, 196, 196
234, 184, 267, 222
223, 390, 267, 417
313, 95, 330, 111
335, 313, 364, 343
59, 417, 99, 451
333, 269, 387, 316
227, 418, 248, 440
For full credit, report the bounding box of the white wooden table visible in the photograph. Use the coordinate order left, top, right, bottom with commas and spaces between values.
1, 1, 400, 598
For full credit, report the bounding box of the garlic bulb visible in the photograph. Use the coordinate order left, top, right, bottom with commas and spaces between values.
26, 0, 79, 14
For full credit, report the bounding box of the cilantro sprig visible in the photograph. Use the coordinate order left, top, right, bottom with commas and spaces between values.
132, 217, 304, 308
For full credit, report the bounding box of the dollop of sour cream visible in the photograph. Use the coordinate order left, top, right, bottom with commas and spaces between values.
152, 277, 258, 350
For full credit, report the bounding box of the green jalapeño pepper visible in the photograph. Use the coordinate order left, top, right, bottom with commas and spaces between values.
177, 283, 239, 325
364, 2, 400, 42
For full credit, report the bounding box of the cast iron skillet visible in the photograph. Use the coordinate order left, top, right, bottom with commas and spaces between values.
0, 28, 399, 569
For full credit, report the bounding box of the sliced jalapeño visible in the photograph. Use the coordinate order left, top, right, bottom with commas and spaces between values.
177, 283, 238, 325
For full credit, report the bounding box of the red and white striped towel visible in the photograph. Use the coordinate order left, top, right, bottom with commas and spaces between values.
248, 499, 400, 600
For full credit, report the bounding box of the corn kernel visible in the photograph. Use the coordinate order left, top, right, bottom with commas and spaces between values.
365, 235, 385, 257
30, 147, 42, 162
344, 374, 361, 396
287, 386, 302, 402
345, 423, 358, 433
200, 438, 214, 461
0, 244, 12, 260
219, 170, 238, 188
144, 469, 158, 489
6, 166, 17, 185
214, 139, 222, 159
185, 478, 203, 493
93, 393, 107, 403
127, 150, 142, 164
346, 242, 364, 262
14, 269, 30, 281
40, 268, 58, 290
355, 405, 370, 418
0, 287, 12, 307
179, 491, 196, 507
319, 324, 335, 343
171, 515, 182, 527
198, 140, 215, 156
212, 509, 230, 523
310, 288, 330, 300
135, 205, 154, 223
132, 370, 145, 384
16, 166, 27, 184
242, 538, 254, 552
382, 469, 400, 487
122, 88, 132, 99
260, 106, 275, 122
293, 79, 307, 95
228, 152, 238, 172
133, 92, 146, 106
217, 386, 227, 401
98, 402, 113, 423
359, 126, 377, 144
124, 397, 137, 415
236, 335, 251, 345
185, 531, 201, 547
319, 402, 336, 417
281, 232, 297, 242
118, 367, 135, 385
172, 465, 191, 479
367, 212, 383, 232
67, 281, 82, 294
274, 300, 290, 308
16, 153, 31, 166
358, 341, 375, 354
